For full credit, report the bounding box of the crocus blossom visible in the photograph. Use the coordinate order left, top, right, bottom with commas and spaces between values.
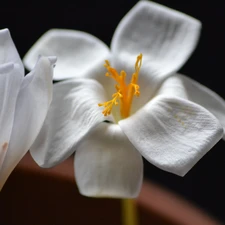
23, 1, 225, 198
0, 29, 56, 190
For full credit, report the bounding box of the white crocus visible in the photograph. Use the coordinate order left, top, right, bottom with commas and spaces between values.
0, 29, 56, 190
23, 1, 225, 198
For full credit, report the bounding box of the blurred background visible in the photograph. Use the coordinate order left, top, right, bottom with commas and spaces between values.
1, 0, 225, 224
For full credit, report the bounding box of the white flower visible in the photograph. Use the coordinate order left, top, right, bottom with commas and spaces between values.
0, 29, 56, 190
23, 1, 225, 198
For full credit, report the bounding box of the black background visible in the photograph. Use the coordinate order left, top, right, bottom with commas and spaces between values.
1, 0, 225, 223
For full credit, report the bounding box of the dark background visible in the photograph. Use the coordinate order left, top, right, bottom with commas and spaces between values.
1, 0, 225, 223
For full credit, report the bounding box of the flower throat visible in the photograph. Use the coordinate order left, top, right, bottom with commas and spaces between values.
98, 54, 142, 119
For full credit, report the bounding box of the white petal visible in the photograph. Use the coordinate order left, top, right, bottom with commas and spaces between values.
0, 57, 54, 190
119, 96, 223, 176
111, 1, 201, 91
0, 63, 22, 171
0, 29, 24, 75
131, 71, 190, 116
155, 74, 189, 99
30, 78, 113, 168
0, 143, 7, 171
23, 29, 109, 80
178, 74, 225, 139
75, 123, 143, 198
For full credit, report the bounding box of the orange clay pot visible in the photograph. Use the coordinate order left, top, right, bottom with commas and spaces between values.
0, 153, 221, 225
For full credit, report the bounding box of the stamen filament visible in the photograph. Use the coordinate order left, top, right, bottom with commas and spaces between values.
99, 54, 143, 119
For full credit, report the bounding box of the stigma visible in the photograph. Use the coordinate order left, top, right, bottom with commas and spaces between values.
98, 54, 143, 119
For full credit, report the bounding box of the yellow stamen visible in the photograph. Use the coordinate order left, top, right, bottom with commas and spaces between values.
99, 54, 143, 119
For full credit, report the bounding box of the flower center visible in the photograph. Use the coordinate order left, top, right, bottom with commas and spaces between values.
98, 54, 142, 119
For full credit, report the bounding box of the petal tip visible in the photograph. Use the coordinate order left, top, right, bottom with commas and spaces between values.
133, 0, 202, 33
77, 186, 140, 199
48, 56, 57, 65
0, 28, 9, 34
0, 28, 10, 38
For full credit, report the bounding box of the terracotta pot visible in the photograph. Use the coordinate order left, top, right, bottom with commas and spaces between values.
0, 153, 221, 225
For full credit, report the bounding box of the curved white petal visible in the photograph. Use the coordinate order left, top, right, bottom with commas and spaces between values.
0, 29, 24, 75
156, 74, 225, 139
111, 1, 201, 94
23, 29, 110, 80
177, 74, 225, 139
0, 57, 54, 190
75, 123, 143, 198
119, 96, 223, 176
0, 63, 22, 171
155, 74, 188, 99
130, 70, 190, 117
30, 78, 113, 168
